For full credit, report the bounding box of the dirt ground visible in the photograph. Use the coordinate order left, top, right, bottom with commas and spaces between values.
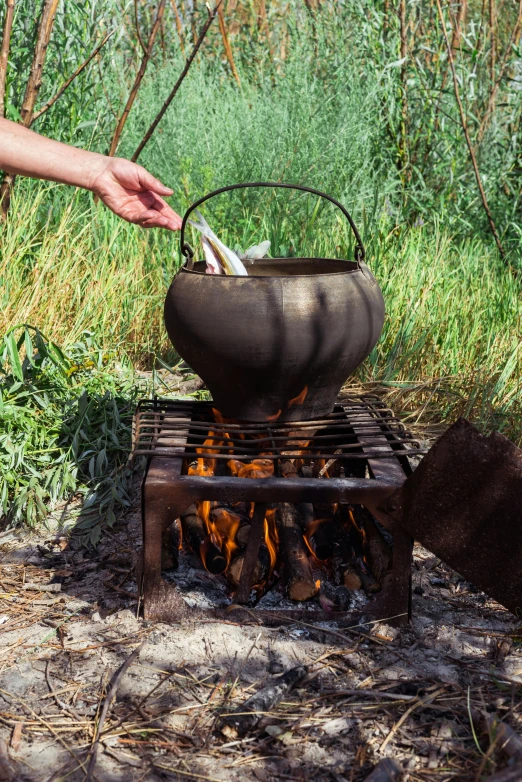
1, 473, 522, 782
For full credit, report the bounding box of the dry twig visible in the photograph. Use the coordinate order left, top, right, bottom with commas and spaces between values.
84, 640, 145, 780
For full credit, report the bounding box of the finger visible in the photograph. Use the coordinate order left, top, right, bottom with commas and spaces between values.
152, 195, 183, 228
135, 208, 181, 231
137, 166, 174, 196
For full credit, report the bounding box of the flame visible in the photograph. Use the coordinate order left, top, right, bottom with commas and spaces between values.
266, 409, 282, 422
209, 506, 242, 566
315, 579, 321, 589
263, 508, 279, 576
228, 458, 274, 479
346, 507, 371, 568
303, 517, 330, 560
288, 385, 308, 408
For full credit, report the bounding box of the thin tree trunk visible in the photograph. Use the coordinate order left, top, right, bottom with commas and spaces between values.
217, 1, 241, 87
108, 0, 167, 158
451, 0, 467, 54
489, 0, 496, 85
169, 0, 186, 56
478, 0, 522, 143
20, 0, 60, 126
131, 1, 221, 162
398, 0, 409, 179
1, 0, 60, 218
434, 0, 507, 262
383, 0, 390, 40
134, 0, 147, 55
0, 0, 15, 118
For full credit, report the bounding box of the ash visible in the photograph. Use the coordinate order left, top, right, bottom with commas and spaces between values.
163, 550, 372, 613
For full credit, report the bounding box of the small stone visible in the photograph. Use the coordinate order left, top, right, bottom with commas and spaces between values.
91, 612, 103, 622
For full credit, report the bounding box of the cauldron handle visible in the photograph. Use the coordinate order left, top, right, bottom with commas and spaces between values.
179, 182, 365, 267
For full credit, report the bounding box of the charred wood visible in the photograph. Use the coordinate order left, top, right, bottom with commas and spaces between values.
235, 502, 267, 603
356, 558, 381, 593
354, 505, 392, 582
483, 765, 522, 782
228, 544, 269, 588
318, 582, 351, 611
341, 563, 363, 590
298, 503, 335, 561
180, 505, 226, 575
161, 519, 180, 570
362, 758, 403, 781
276, 503, 317, 601
478, 711, 522, 760
221, 664, 308, 736
209, 504, 250, 548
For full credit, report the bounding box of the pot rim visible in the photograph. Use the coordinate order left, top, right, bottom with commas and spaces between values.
179, 257, 363, 279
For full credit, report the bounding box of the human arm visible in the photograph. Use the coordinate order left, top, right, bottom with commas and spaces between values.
0, 118, 182, 230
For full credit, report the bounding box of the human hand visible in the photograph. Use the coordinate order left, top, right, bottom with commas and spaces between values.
90, 157, 182, 230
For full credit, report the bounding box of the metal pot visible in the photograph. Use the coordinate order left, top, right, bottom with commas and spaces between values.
164, 183, 385, 422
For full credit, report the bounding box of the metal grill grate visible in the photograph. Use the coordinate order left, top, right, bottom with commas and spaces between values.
131, 396, 425, 464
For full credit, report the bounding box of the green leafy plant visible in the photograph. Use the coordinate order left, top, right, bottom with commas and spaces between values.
0, 325, 138, 544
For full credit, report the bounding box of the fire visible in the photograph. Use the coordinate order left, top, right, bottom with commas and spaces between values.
263, 508, 279, 576
209, 506, 242, 566
288, 385, 308, 408
303, 517, 330, 560
266, 386, 309, 422
229, 459, 274, 479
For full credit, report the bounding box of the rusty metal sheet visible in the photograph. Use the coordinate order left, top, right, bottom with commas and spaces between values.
397, 418, 522, 616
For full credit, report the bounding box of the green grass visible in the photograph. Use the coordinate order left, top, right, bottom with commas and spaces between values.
1, 0, 522, 531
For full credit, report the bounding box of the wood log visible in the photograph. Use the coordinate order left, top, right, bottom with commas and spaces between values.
235, 503, 267, 604
478, 711, 522, 759
209, 505, 250, 548
161, 518, 180, 570
362, 758, 403, 781
298, 503, 335, 561
228, 544, 269, 588
356, 558, 381, 593
342, 564, 363, 590
483, 764, 522, 782
353, 505, 392, 582
222, 664, 307, 736
180, 505, 226, 575
276, 503, 317, 601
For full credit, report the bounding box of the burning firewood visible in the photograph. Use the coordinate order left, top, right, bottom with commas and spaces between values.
353, 505, 392, 583
221, 664, 308, 737
209, 504, 251, 548
180, 504, 227, 575
228, 544, 269, 588
276, 503, 318, 601
161, 519, 181, 570
298, 502, 335, 561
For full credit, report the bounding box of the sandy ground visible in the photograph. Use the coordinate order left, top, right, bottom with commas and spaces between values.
1, 475, 522, 782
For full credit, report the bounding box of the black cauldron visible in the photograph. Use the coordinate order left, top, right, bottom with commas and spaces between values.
164, 183, 384, 422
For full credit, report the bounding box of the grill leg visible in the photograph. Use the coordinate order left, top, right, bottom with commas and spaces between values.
368, 488, 412, 627
141, 458, 193, 622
